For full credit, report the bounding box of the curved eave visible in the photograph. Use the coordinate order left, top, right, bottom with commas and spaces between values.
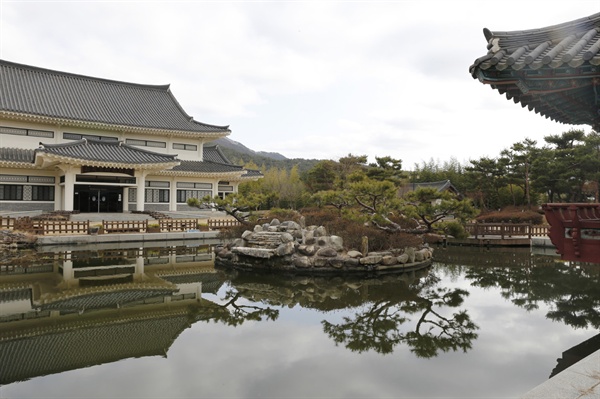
0, 160, 38, 169
34, 153, 180, 170
0, 111, 231, 139
155, 170, 246, 179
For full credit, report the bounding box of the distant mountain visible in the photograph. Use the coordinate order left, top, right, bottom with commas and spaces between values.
208, 137, 320, 174
212, 137, 288, 161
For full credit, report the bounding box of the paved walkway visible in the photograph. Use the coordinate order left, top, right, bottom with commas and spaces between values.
520, 349, 600, 398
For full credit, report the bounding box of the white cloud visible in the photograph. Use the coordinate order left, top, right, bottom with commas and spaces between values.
1, 0, 598, 169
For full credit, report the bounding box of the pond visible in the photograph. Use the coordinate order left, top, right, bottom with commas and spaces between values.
1, 242, 598, 398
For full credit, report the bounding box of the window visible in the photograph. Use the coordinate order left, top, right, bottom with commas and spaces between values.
32, 186, 55, 201
126, 139, 166, 148
173, 143, 198, 151
63, 132, 118, 141
176, 182, 212, 189
146, 181, 170, 188
145, 189, 169, 203
177, 190, 212, 203
1, 126, 54, 138
0, 185, 23, 200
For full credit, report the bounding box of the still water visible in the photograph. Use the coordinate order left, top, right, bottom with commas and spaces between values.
1, 242, 598, 398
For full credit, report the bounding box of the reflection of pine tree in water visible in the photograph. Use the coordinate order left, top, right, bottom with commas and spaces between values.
211, 269, 479, 357
196, 290, 280, 327
322, 273, 479, 357
464, 262, 600, 329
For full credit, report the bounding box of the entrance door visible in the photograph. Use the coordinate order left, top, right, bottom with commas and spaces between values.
74, 186, 123, 212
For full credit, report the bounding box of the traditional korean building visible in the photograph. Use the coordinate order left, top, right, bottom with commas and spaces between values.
0, 59, 261, 213
469, 12, 600, 263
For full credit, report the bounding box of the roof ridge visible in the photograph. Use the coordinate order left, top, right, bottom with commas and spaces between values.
0, 59, 170, 92
486, 12, 600, 47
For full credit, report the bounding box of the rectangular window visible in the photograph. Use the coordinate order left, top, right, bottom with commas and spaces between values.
176, 182, 212, 189
0, 126, 54, 138
173, 143, 198, 151
0, 175, 27, 183
0, 185, 23, 200
32, 186, 55, 201
145, 189, 169, 203
126, 139, 166, 148
64, 132, 118, 141
218, 185, 234, 192
146, 181, 170, 188
177, 189, 212, 203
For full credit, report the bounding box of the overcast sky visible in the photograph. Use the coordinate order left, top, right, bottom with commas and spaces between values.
1, 1, 598, 169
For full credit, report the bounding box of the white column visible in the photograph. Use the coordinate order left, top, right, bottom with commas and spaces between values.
54, 178, 62, 211
170, 178, 177, 211
212, 179, 218, 199
123, 187, 129, 212
135, 170, 147, 211
61, 166, 79, 211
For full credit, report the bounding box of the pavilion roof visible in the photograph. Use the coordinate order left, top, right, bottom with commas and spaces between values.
0, 59, 230, 137
469, 12, 600, 131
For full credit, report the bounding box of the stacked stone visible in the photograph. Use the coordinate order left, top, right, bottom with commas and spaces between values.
0, 230, 37, 250
215, 219, 433, 273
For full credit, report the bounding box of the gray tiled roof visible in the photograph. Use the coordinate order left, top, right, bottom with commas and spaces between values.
400, 180, 462, 198
36, 139, 179, 165
469, 13, 600, 130
172, 160, 245, 173
203, 144, 232, 164
0, 147, 35, 163
0, 59, 230, 135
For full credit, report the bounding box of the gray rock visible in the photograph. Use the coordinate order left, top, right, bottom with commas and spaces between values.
398, 253, 409, 264
276, 242, 295, 256
304, 230, 316, 245
347, 250, 362, 258
314, 226, 327, 237
382, 255, 398, 266
241, 230, 253, 240
316, 247, 338, 257
298, 245, 318, 256
359, 255, 383, 265
270, 218, 281, 226
329, 235, 344, 251
317, 237, 329, 246
253, 225, 263, 233
293, 256, 312, 268
313, 257, 329, 268
233, 247, 274, 258
280, 232, 294, 243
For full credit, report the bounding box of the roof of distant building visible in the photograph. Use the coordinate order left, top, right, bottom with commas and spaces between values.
400, 180, 462, 198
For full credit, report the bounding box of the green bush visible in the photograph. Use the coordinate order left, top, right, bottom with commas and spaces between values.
437, 220, 469, 239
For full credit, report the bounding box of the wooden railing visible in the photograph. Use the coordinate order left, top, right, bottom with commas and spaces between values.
208, 218, 241, 229
465, 223, 549, 239
159, 218, 201, 232
41, 220, 89, 235
0, 216, 15, 230
2, 216, 240, 235
102, 220, 147, 234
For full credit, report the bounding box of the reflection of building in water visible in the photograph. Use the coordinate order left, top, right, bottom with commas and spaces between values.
0, 245, 224, 385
